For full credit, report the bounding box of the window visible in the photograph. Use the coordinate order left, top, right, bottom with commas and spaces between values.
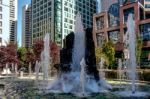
145, 4, 150, 8
123, 7, 134, 23
108, 31, 119, 44
96, 16, 104, 30
108, 3, 119, 27
96, 34, 104, 47
140, 23, 150, 41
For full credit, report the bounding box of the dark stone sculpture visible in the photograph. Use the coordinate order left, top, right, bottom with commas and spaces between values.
59, 29, 100, 81
85, 28, 100, 81
59, 32, 74, 73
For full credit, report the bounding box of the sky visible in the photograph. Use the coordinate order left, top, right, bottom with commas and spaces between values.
17, 0, 31, 47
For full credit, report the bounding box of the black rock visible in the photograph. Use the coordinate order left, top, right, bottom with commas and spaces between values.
65, 32, 74, 49
59, 28, 100, 81
59, 32, 75, 73
85, 28, 100, 81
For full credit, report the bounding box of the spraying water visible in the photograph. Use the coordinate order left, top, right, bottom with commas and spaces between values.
39, 13, 111, 96
113, 14, 149, 98
80, 58, 86, 95
118, 58, 124, 88
118, 59, 122, 81
2, 63, 11, 75
127, 14, 137, 94
72, 12, 85, 72
11, 63, 14, 73
29, 62, 32, 77
15, 63, 18, 77
124, 14, 137, 94
41, 33, 50, 80
35, 61, 39, 80
99, 57, 105, 79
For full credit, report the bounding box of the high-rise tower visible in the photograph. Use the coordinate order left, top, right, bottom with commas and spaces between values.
22, 4, 31, 48
0, 0, 18, 46
31, 0, 97, 46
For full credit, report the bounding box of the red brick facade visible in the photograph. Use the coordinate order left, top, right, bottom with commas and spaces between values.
93, 1, 150, 51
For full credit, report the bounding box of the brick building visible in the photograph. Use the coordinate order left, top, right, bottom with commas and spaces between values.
93, 0, 150, 67
100, 0, 118, 12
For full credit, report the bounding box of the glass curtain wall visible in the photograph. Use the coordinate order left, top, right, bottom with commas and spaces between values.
54, 0, 62, 45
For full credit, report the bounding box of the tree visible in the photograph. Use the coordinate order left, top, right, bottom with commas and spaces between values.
50, 42, 60, 64
5, 44, 18, 64
33, 40, 60, 65
102, 40, 115, 69
136, 37, 142, 66
25, 49, 35, 64
33, 40, 44, 61
95, 47, 108, 65
25, 49, 36, 73
0, 44, 18, 67
17, 47, 27, 67
0, 47, 6, 67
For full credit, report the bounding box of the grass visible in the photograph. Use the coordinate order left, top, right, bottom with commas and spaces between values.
21, 92, 119, 99
19, 85, 119, 99
2, 77, 150, 99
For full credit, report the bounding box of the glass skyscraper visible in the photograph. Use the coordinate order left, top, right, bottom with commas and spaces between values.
31, 0, 97, 46
22, 5, 31, 48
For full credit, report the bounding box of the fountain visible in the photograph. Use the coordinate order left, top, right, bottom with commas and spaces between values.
80, 58, 86, 96
11, 63, 14, 73
29, 62, 32, 77
71, 13, 85, 72
126, 14, 137, 94
118, 59, 122, 81
2, 13, 150, 99
35, 13, 112, 97
41, 33, 50, 80
14, 63, 18, 77
34, 33, 51, 81
99, 57, 105, 79
114, 14, 149, 97
35, 61, 40, 80
2, 63, 11, 75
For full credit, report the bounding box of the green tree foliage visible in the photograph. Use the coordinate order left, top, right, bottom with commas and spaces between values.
102, 40, 115, 68
95, 47, 108, 65
25, 48, 35, 64
136, 37, 142, 66
95, 47, 102, 64
17, 47, 27, 67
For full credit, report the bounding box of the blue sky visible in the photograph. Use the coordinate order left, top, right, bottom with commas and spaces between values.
17, 0, 31, 46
